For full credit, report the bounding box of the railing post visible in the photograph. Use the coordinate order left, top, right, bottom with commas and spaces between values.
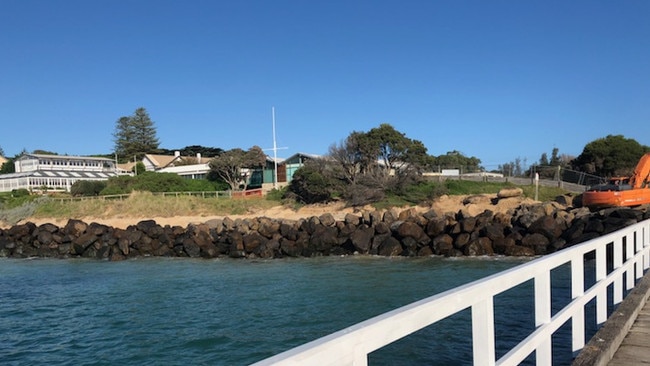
596, 244, 608, 324
472, 298, 495, 366
535, 272, 551, 365
614, 236, 623, 304
634, 230, 643, 280
625, 233, 634, 290
571, 257, 585, 353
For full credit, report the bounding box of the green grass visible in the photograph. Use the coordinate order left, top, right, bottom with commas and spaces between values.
30, 191, 282, 220
0, 180, 573, 224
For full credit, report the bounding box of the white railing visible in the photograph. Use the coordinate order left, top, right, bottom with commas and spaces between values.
252, 219, 650, 366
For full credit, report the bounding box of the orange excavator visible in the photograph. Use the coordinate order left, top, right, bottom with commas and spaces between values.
582, 152, 650, 208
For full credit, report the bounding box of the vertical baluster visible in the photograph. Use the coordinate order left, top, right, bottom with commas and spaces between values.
613, 236, 623, 304
596, 244, 607, 324
626, 233, 634, 290
535, 272, 551, 365
472, 298, 495, 366
634, 230, 643, 280
571, 257, 585, 353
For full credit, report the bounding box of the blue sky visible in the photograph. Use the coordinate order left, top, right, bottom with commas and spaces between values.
1, 1, 649, 170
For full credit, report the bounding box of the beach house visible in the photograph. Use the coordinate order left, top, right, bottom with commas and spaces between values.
0, 153, 118, 193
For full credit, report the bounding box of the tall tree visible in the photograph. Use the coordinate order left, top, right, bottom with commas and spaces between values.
539, 153, 549, 166
549, 147, 561, 166
432, 150, 482, 173
113, 107, 160, 161
571, 135, 649, 176
0, 145, 4, 156
208, 146, 266, 191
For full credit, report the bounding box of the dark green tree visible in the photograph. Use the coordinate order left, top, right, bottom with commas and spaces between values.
157, 145, 224, 158
113, 107, 160, 161
549, 147, 561, 166
71, 180, 107, 196
32, 149, 58, 155
365, 123, 430, 176
432, 150, 482, 173
324, 123, 432, 205
285, 159, 340, 204
208, 146, 266, 191
539, 153, 549, 166
571, 135, 649, 176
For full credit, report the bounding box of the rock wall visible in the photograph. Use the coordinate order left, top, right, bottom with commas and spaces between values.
1, 198, 648, 261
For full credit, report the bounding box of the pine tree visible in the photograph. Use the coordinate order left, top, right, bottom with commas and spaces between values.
113, 107, 160, 161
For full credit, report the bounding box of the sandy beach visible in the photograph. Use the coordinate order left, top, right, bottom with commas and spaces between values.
4, 194, 534, 230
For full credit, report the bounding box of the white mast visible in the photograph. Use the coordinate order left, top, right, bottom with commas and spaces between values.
272, 107, 278, 189
264, 107, 287, 190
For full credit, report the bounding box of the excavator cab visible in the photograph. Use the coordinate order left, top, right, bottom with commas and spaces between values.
587, 177, 632, 192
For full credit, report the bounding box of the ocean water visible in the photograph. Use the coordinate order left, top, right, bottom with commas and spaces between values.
0, 256, 593, 365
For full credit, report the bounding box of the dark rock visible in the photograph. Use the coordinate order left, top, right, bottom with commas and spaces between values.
417, 246, 433, 256
464, 237, 494, 256
300, 217, 320, 235
426, 218, 447, 237
492, 237, 516, 255
432, 234, 454, 256
344, 213, 361, 226
461, 217, 477, 233
528, 216, 563, 241
183, 238, 201, 257
350, 225, 375, 254
72, 232, 98, 255
521, 233, 550, 255
393, 221, 430, 245
280, 238, 301, 257
318, 213, 336, 227
374, 221, 390, 235
505, 245, 536, 256
382, 210, 399, 225
8, 222, 36, 238
63, 219, 87, 237
481, 223, 505, 241
377, 236, 403, 256
280, 222, 299, 241
243, 232, 268, 253
454, 233, 471, 250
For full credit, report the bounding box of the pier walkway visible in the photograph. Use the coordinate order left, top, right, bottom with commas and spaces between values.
573, 270, 650, 365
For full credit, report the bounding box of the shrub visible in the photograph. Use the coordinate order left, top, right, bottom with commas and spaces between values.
11, 188, 30, 198
71, 180, 107, 196
286, 161, 340, 204
100, 172, 227, 195
266, 187, 287, 202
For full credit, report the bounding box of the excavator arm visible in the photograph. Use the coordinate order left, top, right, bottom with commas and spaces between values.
631, 152, 650, 189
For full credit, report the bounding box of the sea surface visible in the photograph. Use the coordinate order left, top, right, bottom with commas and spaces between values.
0, 256, 598, 365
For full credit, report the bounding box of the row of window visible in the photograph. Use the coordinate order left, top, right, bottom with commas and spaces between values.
37, 159, 108, 167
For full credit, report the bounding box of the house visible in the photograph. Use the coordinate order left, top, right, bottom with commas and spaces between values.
0, 156, 7, 169
279, 152, 320, 183
0, 153, 118, 193
142, 152, 213, 180
142, 152, 184, 171
251, 153, 320, 191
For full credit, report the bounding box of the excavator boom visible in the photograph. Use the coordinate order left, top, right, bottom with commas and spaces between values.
631, 152, 650, 189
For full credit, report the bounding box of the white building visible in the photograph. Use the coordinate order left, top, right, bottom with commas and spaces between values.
0, 154, 118, 193
145, 152, 212, 180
